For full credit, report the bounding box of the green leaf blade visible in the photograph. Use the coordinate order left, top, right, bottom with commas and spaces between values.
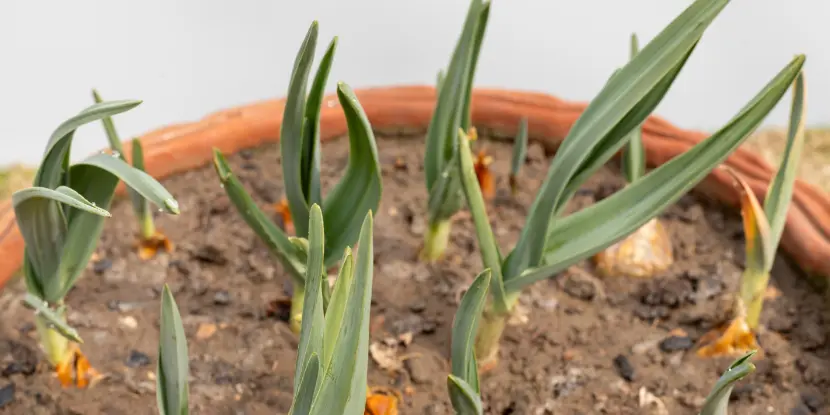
74, 153, 179, 215
698, 351, 756, 415
321, 83, 382, 268
621, 33, 646, 184
450, 269, 491, 392
311, 211, 373, 415
35, 99, 142, 191
281, 21, 319, 238
289, 353, 320, 415
509, 117, 529, 190
447, 375, 484, 415
157, 285, 190, 415
23, 293, 83, 343
763, 71, 806, 252
293, 205, 326, 395
302, 37, 338, 208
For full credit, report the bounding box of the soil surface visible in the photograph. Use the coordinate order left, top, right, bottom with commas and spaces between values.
1, 134, 829, 415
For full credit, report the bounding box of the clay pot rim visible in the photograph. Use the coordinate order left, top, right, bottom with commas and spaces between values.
0, 84, 828, 292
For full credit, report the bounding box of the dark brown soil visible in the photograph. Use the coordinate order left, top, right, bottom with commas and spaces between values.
1, 134, 829, 415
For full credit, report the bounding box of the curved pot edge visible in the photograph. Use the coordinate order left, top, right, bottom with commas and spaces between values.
1, 85, 828, 291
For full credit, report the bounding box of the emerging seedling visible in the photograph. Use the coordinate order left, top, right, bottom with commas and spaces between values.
421, 0, 490, 262
453, 0, 805, 370
447, 270, 491, 415
593, 33, 674, 279
698, 351, 757, 415
508, 118, 528, 196
93, 89, 173, 260
157, 285, 190, 415
286, 205, 375, 415
13, 100, 180, 387
213, 21, 382, 334
697, 72, 806, 358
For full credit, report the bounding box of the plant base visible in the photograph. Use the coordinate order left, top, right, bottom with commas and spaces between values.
474, 309, 508, 374
420, 220, 452, 263
36, 315, 102, 388
365, 386, 400, 415
136, 230, 174, 260
696, 316, 762, 358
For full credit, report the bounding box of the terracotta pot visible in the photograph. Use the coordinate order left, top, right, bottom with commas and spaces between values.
1, 85, 828, 290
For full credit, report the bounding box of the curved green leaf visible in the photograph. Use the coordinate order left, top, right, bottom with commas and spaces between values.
302, 37, 338, 209
504, 55, 805, 294
699, 351, 756, 415
289, 353, 320, 415
764, 71, 805, 252
157, 284, 189, 415
450, 269, 491, 392
294, 205, 325, 395
447, 375, 484, 415
321, 83, 382, 268
212, 149, 306, 284
504, 7, 712, 280
13, 186, 110, 301
459, 1, 491, 131
75, 153, 179, 214
281, 21, 319, 238
35, 99, 142, 191
23, 293, 82, 343
310, 211, 373, 415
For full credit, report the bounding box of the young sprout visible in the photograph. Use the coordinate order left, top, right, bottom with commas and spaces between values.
213, 21, 382, 334
447, 270, 491, 415
13, 100, 180, 387
421, 0, 490, 262
157, 285, 190, 415
287, 205, 375, 415
593, 32, 674, 279
508, 118, 528, 196
452, 0, 805, 370
697, 72, 806, 358
92, 90, 173, 260
698, 351, 757, 415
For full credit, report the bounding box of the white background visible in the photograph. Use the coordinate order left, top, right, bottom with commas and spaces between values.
2, 0, 827, 166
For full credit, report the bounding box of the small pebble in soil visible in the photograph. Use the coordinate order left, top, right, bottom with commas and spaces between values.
612, 354, 635, 382
119, 315, 139, 330
191, 244, 228, 265
790, 405, 811, 415
801, 393, 824, 412
2, 361, 35, 377
213, 290, 231, 306
125, 350, 151, 368
562, 272, 597, 301
92, 258, 112, 274
0, 383, 13, 408
408, 302, 426, 314
659, 335, 693, 352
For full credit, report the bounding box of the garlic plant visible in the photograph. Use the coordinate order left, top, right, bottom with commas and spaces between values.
453, 0, 805, 369
287, 205, 375, 415
697, 72, 806, 358
93, 89, 173, 260
213, 20, 382, 334
13, 100, 180, 387
421, 0, 490, 262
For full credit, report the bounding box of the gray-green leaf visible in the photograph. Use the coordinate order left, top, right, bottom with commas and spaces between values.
698, 351, 756, 415
157, 285, 189, 415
